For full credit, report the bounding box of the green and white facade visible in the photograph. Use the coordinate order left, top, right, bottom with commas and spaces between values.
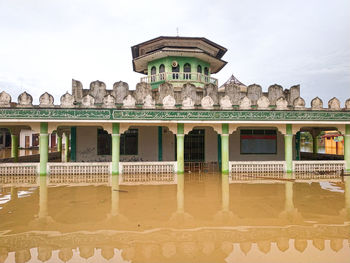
0, 36, 349, 176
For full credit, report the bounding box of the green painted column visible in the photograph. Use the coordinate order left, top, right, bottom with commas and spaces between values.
345, 124, 350, 173
158, 126, 163, 161
112, 123, 120, 175
111, 174, 120, 216
57, 135, 62, 153
177, 123, 184, 174
70, 127, 76, 162
11, 134, 19, 162
285, 124, 293, 173
39, 122, 49, 176
221, 123, 229, 174
64, 132, 69, 162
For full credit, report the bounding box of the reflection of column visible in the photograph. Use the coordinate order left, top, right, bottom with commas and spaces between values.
177, 123, 184, 174
345, 124, 350, 173
221, 124, 229, 174
177, 173, 184, 213
10, 186, 18, 201
39, 122, 49, 176
112, 123, 120, 175
285, 181, 294, 212
222, 173, 229, 211
111, 175, 120, 216
284, 124, 293, 173
39, 176, 48, 219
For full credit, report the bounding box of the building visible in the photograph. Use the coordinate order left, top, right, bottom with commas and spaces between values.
0, 36, 349, 176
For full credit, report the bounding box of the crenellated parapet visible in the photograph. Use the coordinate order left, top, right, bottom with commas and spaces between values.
0, 81, 349, 111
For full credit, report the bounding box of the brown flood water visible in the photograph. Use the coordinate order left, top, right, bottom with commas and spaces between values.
0, 173, 349, 263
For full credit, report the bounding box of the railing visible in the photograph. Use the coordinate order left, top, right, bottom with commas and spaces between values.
293, 161, 345, 173
120, 161, 177, 174
48, 162, 110, 175
141, 72, 218, 85
121, 173, 176, 184
0, 163, 39, 175
49, 174, 110, 184
230, 161, 286, 174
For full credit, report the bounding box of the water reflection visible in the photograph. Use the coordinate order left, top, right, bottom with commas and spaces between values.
0, 174, 349, 262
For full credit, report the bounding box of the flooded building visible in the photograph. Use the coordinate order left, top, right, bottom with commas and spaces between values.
0, 36, 349, 176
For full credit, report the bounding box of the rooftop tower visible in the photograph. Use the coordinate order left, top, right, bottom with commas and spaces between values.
131, 36, 227, 89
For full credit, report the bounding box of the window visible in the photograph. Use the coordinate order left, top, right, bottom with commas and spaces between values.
159, 64, 165, 80
120, 129, 138, 155
197, 65, 202, 73
204, 67, 209, 82
172, 64, 179, 79
151, 66, 156, 82
183, 63, 191, 79
240, 129, 277, 154
97, 129, 111, 155
97, 128, 138, 155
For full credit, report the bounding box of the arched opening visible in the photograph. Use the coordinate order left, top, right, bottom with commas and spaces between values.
204, 67, 209, 82
183, 63, 191, 80
172, 64, 179, 79
150, 66, 156, 82
159, 64, 165, 80
197, 65, 202, 73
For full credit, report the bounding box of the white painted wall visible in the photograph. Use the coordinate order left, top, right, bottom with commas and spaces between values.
162, 126, 175, 161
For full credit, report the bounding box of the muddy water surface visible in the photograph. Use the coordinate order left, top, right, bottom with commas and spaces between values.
0, 173, 349, 262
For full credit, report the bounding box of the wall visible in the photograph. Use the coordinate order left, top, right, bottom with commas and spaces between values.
162, 126, 175, 161
229, 127, 285, 161
76, 126, 159, 162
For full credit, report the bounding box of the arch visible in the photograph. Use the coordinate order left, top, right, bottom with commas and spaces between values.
150, 66, 156, 82
197, 65, 202, 73
204, 67, 209, 82
159, 64, 165, 80
172, 64, 179, 79
183, 63, 191, 80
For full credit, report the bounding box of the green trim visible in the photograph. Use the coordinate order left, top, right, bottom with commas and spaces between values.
39, 122, 48, 176
70, 127, 76, 162
345, 124, 350, 172
222, 123, 229, 134
158, 126, 162, 161
177, 123, 184, 134
11, 135, 18, 162
112, 123, 120, 175
1, 108, 350, 121
112, 122, 120, 134
285, 124, 293, 173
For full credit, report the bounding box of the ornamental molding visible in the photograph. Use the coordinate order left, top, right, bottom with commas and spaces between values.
0, 108, 350, 122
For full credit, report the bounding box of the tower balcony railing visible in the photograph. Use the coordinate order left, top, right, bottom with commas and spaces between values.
140, 72, 218, 86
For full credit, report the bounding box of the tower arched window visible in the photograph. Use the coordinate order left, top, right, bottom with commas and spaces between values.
172, 65, 179, 79
159, 64, 165, 80
204, 67, 209, 83
151, 66, 156, 82
183, 63, 191, 80
197, 65, 202, 73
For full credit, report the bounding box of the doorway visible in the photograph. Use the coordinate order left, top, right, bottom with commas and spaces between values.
184, 129, 205, 162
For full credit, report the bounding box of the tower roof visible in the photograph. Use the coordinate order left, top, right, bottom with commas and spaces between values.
131, 36, 228, 74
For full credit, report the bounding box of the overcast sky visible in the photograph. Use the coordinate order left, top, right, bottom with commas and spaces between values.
0, 0, 349, 105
